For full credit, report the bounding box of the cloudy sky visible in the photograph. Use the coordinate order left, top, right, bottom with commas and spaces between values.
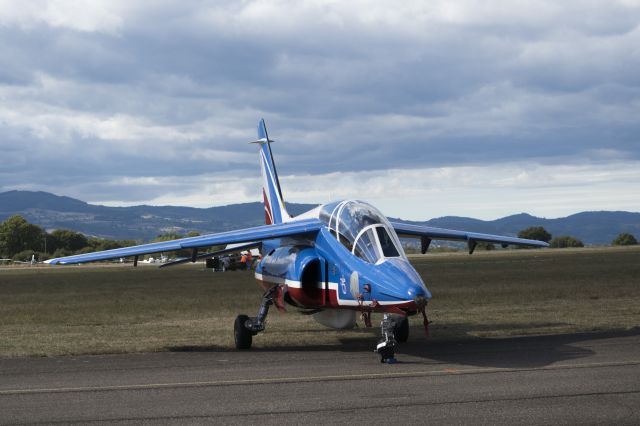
1, 0, 639, 220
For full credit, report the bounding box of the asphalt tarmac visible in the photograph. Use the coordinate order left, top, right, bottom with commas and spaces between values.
1, 329, 639, 425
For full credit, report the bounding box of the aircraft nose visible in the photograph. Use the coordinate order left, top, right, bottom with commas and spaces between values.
372, 259, 431, 302
408, 283, 431, 300
378, 257, 432, 302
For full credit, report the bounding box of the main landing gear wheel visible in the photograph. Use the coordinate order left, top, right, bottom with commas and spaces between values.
233, 286, 279, 350
234, 314, 252, 349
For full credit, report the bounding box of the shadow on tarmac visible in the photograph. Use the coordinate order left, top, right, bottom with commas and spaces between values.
167, 326, 640, 369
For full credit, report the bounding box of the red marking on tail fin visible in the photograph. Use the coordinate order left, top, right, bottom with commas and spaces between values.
263, 189, 273, 225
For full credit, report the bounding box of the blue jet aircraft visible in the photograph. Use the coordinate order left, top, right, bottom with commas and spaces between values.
47, 120, 548, 362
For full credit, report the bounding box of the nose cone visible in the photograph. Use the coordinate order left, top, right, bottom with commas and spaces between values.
408, 282, 432, 300
407, 279, 432, 301
376, 258, 432, 301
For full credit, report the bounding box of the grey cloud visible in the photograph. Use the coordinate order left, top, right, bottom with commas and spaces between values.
0, 1, 639, 205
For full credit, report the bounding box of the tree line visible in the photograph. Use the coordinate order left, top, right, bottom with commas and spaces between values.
516, 226, 637, 248
409, 226, 637, 253
0, 215, 136, 261
0, 215, 205, 262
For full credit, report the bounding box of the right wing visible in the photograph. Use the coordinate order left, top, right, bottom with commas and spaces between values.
391, 221, 549, 254
46, 219, 322, 265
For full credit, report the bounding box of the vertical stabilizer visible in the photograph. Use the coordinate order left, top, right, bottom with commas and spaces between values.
253, 119, 291, 224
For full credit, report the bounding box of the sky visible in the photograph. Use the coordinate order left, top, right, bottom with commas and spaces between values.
1, 0, 639, 221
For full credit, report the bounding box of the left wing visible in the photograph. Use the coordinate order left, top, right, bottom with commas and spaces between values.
391, 221, 549, 254
46, 219, 322, 265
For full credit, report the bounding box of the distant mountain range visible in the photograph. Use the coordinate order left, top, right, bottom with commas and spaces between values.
0, 190, 316, 241
1, 190, 639, 245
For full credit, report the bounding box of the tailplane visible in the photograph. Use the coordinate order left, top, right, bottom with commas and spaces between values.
252, 119, 291, 224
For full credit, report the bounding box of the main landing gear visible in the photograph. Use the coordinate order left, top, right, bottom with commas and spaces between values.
234, 285, 279, 350
375, 314, 409, 363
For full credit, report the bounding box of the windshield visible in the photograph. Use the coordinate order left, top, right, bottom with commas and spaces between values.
319, 200, 405, 263
376, 226, 400, 257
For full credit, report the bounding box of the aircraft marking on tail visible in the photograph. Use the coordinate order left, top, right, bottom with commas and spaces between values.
254, 119, 290, 224
262, 188, 273, 225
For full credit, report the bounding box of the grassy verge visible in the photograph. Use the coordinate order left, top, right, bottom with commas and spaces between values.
0, 246, 639, 357
411, 246, 640, 339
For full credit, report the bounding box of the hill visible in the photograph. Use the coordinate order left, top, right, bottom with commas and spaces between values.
0, 190, 316, 241
393, 211, 640, 246
1, 190, 639, 244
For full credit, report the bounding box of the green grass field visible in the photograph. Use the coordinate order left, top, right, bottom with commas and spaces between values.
1, 246, 639, 358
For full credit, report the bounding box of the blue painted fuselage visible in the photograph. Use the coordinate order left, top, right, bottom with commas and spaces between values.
255, 219, 431, 315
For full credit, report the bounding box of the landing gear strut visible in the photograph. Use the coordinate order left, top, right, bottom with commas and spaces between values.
234, 285, 279, 350
375, 313, 398, 363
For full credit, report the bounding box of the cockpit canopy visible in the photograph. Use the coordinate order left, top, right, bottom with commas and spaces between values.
319, 200, 406, 264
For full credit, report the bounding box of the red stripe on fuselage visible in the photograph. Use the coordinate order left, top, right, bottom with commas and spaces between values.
254, 278, 417, 313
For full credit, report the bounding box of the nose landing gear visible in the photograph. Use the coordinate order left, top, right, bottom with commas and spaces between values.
374, 306, 424, 363
375, 313, 399, 363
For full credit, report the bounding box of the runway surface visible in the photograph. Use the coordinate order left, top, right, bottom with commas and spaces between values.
1, 329, 639, 425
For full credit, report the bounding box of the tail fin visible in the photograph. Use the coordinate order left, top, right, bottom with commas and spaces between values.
252, 119, 291, 224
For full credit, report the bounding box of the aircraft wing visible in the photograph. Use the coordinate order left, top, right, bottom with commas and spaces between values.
45, 219, 322, 265
390, 221, 549, 254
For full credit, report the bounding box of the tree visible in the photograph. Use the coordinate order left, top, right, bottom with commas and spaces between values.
49, 229, 89, 253
612, 233, 638, 246
517, 226, 552, 243
12, 250, 37, 262
52, 248, 73, 258
0, 215, 46, 258
153, 232, 184, 242
87, 237, 136, 252
153, 232, 190, 257
550, 235, 584, 248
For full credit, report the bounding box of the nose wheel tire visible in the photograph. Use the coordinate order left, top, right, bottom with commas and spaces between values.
234, 314, 252, 349
394, 316, 409, 343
